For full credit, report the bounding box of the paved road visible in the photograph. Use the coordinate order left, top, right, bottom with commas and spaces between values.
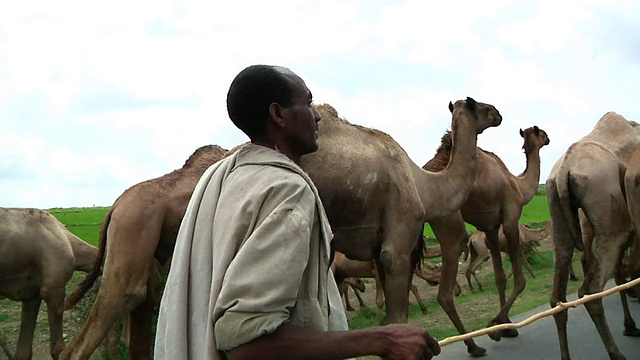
438, 279, 640, 359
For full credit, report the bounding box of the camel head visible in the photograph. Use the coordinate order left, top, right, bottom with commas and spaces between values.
449, 97, 502, 135
348, 278, 366, 292
519, 125, 550, 154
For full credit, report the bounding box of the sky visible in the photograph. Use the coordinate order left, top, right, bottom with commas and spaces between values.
1, 0, 639, 209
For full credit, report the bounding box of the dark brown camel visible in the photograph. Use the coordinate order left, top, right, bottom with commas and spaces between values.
424, 125, 549, 355
59, 145, 228, 360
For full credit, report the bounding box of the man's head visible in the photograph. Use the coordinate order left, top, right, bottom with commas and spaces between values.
227, 65, 321, 161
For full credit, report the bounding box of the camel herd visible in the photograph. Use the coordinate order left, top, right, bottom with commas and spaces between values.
1, 99, 639, 360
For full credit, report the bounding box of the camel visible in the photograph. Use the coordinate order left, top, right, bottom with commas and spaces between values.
332, 252, 462, 314
62, 95, 500, 358
300, 98, 502, 327
547, 112, 640, 360
465, 222, 552, 293
0, 207, 97, 360
423, 125, 549, 354
624, 147, 640, 296
339, 278, 367, 311
59, 145, 228, 360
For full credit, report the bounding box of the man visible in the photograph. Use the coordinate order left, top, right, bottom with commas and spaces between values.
155, 65, 441, 360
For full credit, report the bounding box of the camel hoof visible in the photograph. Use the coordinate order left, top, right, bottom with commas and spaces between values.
488, 330, 502, 342
467, 344, 487, 357
468, 345, 487, 357
623, 327, 640, 337
501, 328, 519, 338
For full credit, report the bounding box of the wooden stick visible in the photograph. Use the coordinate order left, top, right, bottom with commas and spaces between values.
438, 276, 640, 346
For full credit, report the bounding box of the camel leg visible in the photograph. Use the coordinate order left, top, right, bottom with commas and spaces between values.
15, 297, 40, 360
344, 284, 355, 312
351, 286, 366, 309
431, 215, 486, 357
583, 242, 628, 360
338, 282, 355, 311
372, 262, 384, 309
615, 241, 640, 337
548, 188, 577, 360
43, 286, 67, 360
410, 283, 427, 314
60, 223, 159, 360
522, 251, 536, 278
466, 253, 488, 293
465, 250, 478, 293
377, 248, 412, 324
484, 229, 509, 341
491, 219, 527, 339
127, 293, 155, 360
104, 321, 123, 360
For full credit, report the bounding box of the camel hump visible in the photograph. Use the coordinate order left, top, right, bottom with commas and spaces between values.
316, 103, 339, 118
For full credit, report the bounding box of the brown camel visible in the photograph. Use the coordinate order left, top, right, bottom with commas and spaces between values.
339, 277, 367, 311
465, 221, 552, 293
624, 147, 640, 296
0, 208, 97, 360
301, 98, 502, 327
622, 150, 640, 278
424, 125, 549, 354
332, 252, 461, 314
59, 145, 228, 360
547, 112, 640, 360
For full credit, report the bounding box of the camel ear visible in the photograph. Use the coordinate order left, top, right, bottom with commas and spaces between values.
466, 97, 477, 111
448, 101, 454, 113
534, 125, 540, 134
520, 128, 524, 137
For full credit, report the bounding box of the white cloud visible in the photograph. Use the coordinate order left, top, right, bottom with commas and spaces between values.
0, 0, 639, 208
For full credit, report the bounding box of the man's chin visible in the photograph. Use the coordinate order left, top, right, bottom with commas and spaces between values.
306, 143, 319, 154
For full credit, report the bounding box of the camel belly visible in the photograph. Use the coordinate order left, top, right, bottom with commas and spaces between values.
0, 271, 42, 301
332, 225, 381, 261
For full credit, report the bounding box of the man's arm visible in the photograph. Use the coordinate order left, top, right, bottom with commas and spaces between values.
226, 323, 441, 360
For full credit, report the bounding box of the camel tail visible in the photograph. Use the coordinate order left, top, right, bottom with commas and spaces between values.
61, 208, 113, 311
464, 235, 477, 262
413, 232, 427, 271
555, 166, 583, 251
521, 221, 553, 243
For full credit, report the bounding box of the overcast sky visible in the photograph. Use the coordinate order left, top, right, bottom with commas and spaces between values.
1, 0, 639, 209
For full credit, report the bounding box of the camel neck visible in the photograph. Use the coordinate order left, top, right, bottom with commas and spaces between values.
517, 149, 542, 203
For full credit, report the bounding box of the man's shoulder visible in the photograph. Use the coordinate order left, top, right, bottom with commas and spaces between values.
234, 163, 310, 188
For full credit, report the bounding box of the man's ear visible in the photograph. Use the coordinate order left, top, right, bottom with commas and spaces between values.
268, 103, 287, 128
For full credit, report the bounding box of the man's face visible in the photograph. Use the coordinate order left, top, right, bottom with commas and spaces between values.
280, 74, 321, 156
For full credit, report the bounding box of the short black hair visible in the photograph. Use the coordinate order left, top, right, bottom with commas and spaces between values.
226, 65, 294, 139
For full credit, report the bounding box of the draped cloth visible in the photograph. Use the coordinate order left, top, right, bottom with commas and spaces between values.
154, 144, 348, 360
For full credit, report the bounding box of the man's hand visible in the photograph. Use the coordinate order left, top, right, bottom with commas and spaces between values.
379, 324, 441, 360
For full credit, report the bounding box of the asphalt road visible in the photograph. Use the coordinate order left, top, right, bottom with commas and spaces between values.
438, 279, 640, 359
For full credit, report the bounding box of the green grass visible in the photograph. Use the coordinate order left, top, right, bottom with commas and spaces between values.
423, 193, 550, 237
49, 206, 109, 246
